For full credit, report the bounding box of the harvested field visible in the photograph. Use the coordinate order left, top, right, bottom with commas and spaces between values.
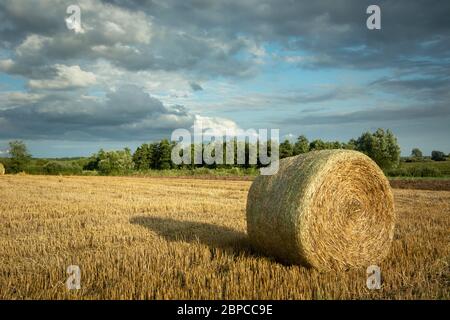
134, 174, 450, 192
389, 179, 450, 191
0, 175, 448, 299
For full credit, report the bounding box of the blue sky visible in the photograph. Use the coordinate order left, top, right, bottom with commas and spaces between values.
0, 0, 449, 157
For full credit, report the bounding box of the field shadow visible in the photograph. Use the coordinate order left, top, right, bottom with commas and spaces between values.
130, 216, 250, 254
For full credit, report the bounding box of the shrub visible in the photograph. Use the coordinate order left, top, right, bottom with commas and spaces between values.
387, 166, 442, 177
408, 166, 442, 177
386, 167, 410, 177
43, 161, 82, 175
229, 167, 241, 175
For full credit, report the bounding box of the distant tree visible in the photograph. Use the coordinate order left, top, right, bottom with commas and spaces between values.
411, 148, 423, 159
293, 135, 309, 155
83, 149, 103, 171
84, 148, 133, 174
431, 150, 446, 161
7, 140, 31, 173
309, 139, 327, 151
158, 139, 172, 169
328, 141, 342, 149
342, 138, 357, 150
355, 128, 400, 170
133, 143, 153, 170
279, 139, 294, 158
148, 143, 160, 169
98, 148, 134, 174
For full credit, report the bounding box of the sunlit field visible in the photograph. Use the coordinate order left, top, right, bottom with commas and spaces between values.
0, 175, 448, 299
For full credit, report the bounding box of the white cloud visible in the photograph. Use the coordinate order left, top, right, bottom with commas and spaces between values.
0, 92, 44, 109
16, 34, 51, 57
0, 59, 15, 72
284, 55, 304, 63
80, 0, 153, 44
28, 64, 96, 89
283, 133, 295, 140
193, 115, 257, 139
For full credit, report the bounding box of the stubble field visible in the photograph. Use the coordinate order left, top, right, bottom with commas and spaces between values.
0, 175, 448, 299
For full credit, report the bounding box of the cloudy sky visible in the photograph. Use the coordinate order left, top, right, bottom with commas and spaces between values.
0, 0, 449, 157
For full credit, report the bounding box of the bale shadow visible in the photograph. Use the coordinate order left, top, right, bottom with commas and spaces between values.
130, 215, 251, 255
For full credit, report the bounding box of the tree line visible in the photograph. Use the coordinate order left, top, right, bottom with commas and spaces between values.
84, 128, 403, 173
1, 128, 448, 175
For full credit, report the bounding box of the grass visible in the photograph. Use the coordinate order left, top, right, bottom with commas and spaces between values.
0, 175, 448, 299
131, 167, 259, 177
2, 156, 450, 178
389, 176, 450, 180
400, 160, 450, 176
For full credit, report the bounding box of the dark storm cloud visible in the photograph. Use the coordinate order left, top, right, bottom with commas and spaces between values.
0, 0, 449, 146
1, 0, 449, 80
102, 0, 450, 69
370, 75, 450, 102
286, 87, 365, 104
190, 82, 203, 91
0, 1, 66, 44
0, 85, 194, 140
2, 0, 449, 75
280, 103, 450, 126
0, 0, 259, 78
217, 86, 366, 111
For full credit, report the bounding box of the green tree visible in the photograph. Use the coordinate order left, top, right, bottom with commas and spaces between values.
133, 144, 153, 170
309, 139, 327, 151
293, 135, 309, 155
279, 139, 293, 158
84, 148, 133, 174
328, 141, 342, 149
431, 150, 446, 161
8, 140, 31, 173
343, 138, 357, 150
355, 129, 401, 170
411, 148, 423, 159
158, 139, 172, 169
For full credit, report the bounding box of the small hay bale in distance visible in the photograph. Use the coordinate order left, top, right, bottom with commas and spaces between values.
246, 150, 395, 271
0, 162, 5, 175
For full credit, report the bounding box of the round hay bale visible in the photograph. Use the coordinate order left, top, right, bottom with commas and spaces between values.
246, 149, 395, 271
0, 162, 5, 175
